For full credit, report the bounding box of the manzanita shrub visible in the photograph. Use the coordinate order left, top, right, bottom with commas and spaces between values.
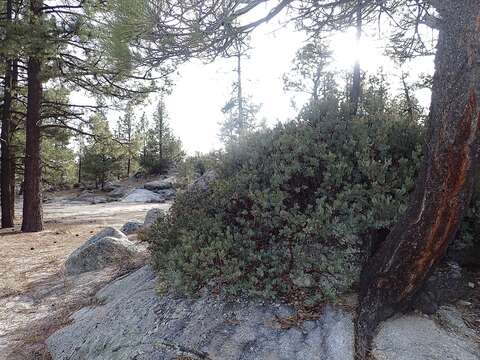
147, 98, 431, 304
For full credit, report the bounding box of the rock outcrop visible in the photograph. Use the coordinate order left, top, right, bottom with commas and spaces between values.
64, 227, 139, 275
47, 266, 480, 360
47, 266, 354, 360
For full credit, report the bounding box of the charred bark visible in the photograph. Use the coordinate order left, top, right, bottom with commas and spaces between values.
355, 2, 480, 358
22, 2, 44, 233
1, 0, 17, 228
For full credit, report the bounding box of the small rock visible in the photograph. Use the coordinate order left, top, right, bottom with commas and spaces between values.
467, 282, 475, 289
413, 262, 465, 314
121, 220, 143, 235
90, 196, 107, 204
109, 187, 128, 199
65, 227, 138, 275
436, 306, 477, 339
187, 170, 217, 193
103, 182, 120, 192
121, 189, 165, 203
144, 208, 164, 228
144, 178, 176, 191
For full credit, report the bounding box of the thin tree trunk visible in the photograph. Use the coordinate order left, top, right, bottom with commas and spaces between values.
237, 52, 244, 133
78, 155, 82, 184
350, 0, 362, 116
22, 0, 44, 233
401, 71, 415, 123
355, 2, 480, 358
312, 65, 322, 102
127, 123, 131, 177
1, 0, 16, 228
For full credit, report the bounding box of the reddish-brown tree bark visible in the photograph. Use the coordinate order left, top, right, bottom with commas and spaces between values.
355, 1, 480, 358
22, 0, 44, 233
22, 55, 43, 233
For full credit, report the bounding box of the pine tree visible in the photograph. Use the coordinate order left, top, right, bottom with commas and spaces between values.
283, 39, 337, 110
140, 96, 184, 174
136, 112, 149, 166
219, 41, 260, 144
82, 115, 123, 190
116, 102, 139, 177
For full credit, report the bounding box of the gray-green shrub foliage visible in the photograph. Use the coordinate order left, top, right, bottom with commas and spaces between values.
148, 95, 427, 304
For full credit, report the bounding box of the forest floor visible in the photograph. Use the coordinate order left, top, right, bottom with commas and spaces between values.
0, 197, 169, 359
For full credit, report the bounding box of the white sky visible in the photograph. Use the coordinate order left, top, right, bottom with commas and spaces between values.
94, 19, 436, 155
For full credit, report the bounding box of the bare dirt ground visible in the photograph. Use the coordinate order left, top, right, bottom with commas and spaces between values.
0, 199, 170, 360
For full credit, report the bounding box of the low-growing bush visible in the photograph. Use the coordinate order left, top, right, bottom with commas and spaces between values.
148, 99, 427, 304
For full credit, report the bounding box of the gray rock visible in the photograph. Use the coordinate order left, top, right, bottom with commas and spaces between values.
144, 208, 164, 228
109, 187, 128, 199
187, 170, 217, 192
373, 315, 480, 360
75, 190, 95, 201
121, 189, 165, 203
47, 266, 354, 360
155, 188, 176, 200
87, 227, 127, 244
121, 220, 143, 235
47, 265, 480, 360
65, 228, 138, 275
144, 178, 176, 191
90, 196, 107, 204
413, 262, 466, 314
103, 182, 120, 192
436, 306, 478, 339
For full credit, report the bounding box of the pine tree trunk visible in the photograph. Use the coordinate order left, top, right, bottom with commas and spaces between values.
350, 0, 362, 116
127, 124, 131, 177
1, 62, 16, 228
78, 155, 82, 184
22, 55, 43, 232
355, 2, 480, 358
1, 0, 16, 228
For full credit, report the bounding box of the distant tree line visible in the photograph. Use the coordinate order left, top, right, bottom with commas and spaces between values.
77, 98, 184, 190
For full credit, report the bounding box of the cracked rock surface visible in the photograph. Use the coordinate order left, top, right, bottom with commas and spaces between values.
47, 266, 354, 360
46, 266, 480, 360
